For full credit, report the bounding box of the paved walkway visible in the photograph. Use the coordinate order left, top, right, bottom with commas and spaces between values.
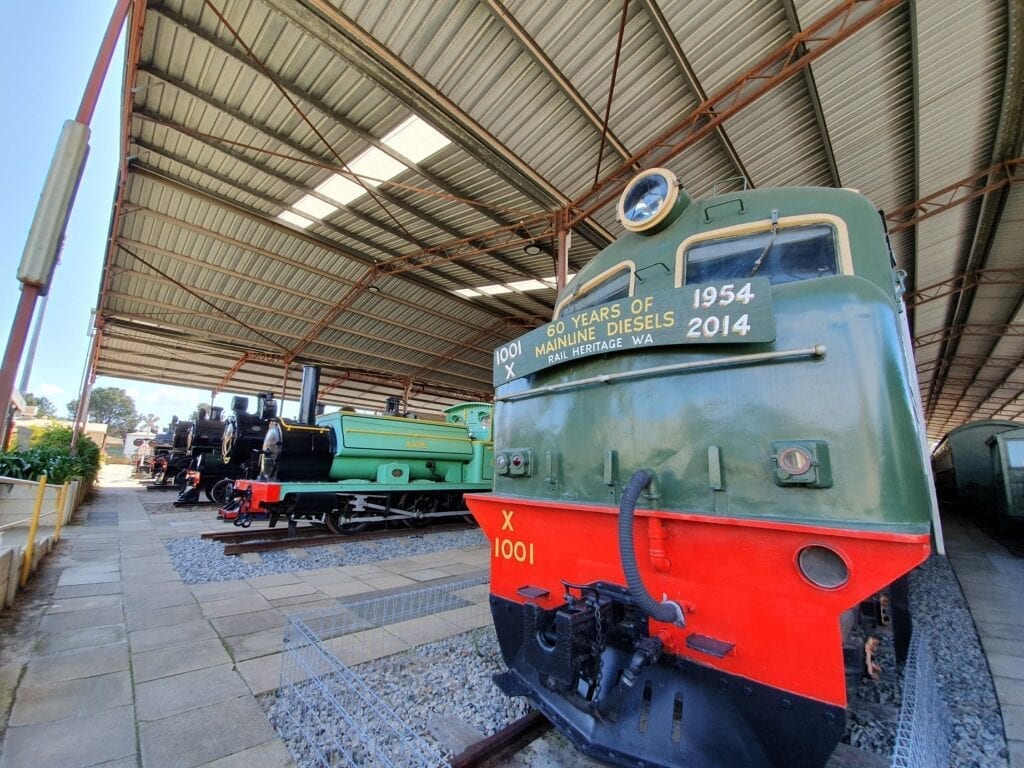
0, 465, 489, 768
944, 514, 1024, 768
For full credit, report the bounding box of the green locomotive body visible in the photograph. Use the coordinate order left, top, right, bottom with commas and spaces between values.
490, 186, 934, 531
228, 401, 493, 532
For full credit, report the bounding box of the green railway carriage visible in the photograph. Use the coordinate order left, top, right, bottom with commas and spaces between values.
988, 428, 1024, 521
932, 419, 1020, 511
467, 169, 940, 768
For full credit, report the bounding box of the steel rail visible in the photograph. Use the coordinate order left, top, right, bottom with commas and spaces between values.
449, 711, 551, 768
223, 521, 476, 556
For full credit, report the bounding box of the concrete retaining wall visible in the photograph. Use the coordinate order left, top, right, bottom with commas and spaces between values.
0, 475, 92, 607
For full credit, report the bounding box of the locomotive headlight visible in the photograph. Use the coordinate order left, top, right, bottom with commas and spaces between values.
797, 545, 850, 590
617, 168, 682, 233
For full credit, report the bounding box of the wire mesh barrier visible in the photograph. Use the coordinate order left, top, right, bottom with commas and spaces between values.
890, 632, 951, 768
273, 577, 497, 768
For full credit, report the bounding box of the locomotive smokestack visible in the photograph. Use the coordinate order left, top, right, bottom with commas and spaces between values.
298, 365, 321, 425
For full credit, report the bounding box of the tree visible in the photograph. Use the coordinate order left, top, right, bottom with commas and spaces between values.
65, 387, 140, 437
190, 403, 213, 420
24, 392, 56, 418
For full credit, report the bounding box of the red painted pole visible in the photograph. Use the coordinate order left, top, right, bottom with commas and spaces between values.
0, 284, 42, 448
76, 0, 134, 125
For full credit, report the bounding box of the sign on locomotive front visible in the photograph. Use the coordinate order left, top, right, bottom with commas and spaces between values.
492, 278, 776, 386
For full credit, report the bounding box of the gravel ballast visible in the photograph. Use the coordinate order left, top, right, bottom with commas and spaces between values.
164, 529, 487, 584
257, 551, 1009, 768
843, 554, 1008, 767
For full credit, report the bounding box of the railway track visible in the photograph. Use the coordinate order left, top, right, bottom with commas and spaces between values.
208, 520, 478, 556
450, 712, 551, 768
448, 713, 885, 768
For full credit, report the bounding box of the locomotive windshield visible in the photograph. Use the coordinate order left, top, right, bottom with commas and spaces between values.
1007, 439, 1024, 468
685, 223, 838, 286
556, 263, 632, 318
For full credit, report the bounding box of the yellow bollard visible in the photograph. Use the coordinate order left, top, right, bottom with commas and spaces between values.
20, 475, 48, 587
53, 482, 69, 543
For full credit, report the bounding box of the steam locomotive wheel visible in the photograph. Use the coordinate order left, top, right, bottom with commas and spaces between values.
207, 478, 234, 505
325, 506, 368, 535
400, 494, 437, 528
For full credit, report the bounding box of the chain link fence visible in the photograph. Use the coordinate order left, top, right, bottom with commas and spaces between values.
273, 577, 492, 768
891, 632, 951, 768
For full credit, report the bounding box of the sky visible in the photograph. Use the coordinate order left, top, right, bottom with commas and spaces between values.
1, 2, 276, 430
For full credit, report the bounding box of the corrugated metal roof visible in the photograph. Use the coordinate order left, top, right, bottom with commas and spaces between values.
95, 0, 1024, 435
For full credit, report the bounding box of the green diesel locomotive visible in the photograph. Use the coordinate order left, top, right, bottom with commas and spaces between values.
467, 168, 941, 768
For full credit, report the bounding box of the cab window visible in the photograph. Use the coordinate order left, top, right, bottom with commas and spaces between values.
684, 224, 838, 285
1007, 440, 1024, 469
556, 264, 633, 318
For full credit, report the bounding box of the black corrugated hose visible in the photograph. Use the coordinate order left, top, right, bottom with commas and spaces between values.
618, 469, 685, 626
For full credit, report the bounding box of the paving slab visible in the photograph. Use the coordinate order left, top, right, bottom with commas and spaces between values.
0, 664, 22, 730
123, 583, 195, 610
138, 695, 277, 768
22, 643, 130, 686
132, 638, 233, 683
270, 594, 339, 610
56, 568, 121, 587
222, 627, 286, 662
129, 618, 219, 652
51, 581, 123, 599
234, 652, 285, 695
316, 579, 373, 598
997, 677, 1024, 707
200, 593, 273, 618
195, 738, 295, 767
255, 582, 319, 601
1011, 740, 1024, 768
982, 637, 1024, 659
33, 623, 127, 656
386, 615, 462, 646
1007, 704, 1024, 742
9, 670, 132, 726
86, 757, 139, 768
208, 608, 285, 638
0, 704, 136, 768
135, 663, 251, 722
989, 654, 1024, 682
967, 605, 1024, 627
45, 593, 123, 614
124, 568, 183, 586
975, 621, 1024, 642
189, 580, 256, 601
126, 602, 206, 631
404, 567, 451, 582
245, 572, 303, 588
38, 603, 125, 634
361, 573, 417, 590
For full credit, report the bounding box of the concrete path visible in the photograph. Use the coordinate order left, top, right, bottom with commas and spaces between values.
945, 515, 1024, 768
0, 464, 490, 768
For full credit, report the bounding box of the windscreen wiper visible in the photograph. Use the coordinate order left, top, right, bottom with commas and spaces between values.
749, 209, 780, 277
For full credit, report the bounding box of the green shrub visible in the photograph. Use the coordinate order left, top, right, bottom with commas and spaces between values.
0, 426, 101, 483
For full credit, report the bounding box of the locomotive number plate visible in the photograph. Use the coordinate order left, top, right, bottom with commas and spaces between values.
492, 278, 774, 385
